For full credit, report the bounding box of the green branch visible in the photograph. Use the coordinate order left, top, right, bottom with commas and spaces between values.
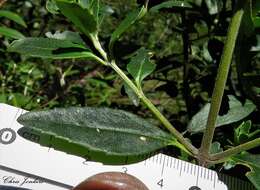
90, 34, 108, 62
211, 138, 260, 161
199, 5, 245, 157
109, 60, 198, 155
89, 26, 198, 155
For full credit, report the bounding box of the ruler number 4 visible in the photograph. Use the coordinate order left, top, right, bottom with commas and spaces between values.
157, 179, 163, 188
189, 186, 201, 190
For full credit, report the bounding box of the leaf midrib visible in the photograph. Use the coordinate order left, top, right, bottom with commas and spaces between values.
23, 119, 173, 143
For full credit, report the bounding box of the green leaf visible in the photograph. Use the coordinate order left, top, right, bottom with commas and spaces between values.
109, 6, 147, 52
253, 17, 260, 28
251, 35, 260, 52
0, 10, 27, 27
234, 120, 252, 145
251, 0, 260, 28
124, 83, 140, 106
234, 120, 260, 145
77, 0, 101, 23
8, 93, 31, 107
232, 152, 260, 189
78, 0, 89, 8
98, 5, 114, 25
188, 95, 256, 134
150, 0, 192, 12
88, 0, 100, 22
55, 0, 98, 37
17, 107, 175, 165
45, 30, 86, 46
46, 0, 59, 14
0, 26, 25, 39
127, 48, 156, 87
204, 0, 223, 15
8, 37, 98, 60
223, 160, 237, 170
241, 1, 255, 36
210, 141, 223, 154
0, 94, 7, 103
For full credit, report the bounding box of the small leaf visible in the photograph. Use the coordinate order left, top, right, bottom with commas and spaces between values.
78, 0, 101, 24
109, 6, 147, 52
223, 160, 236, 170
55, 0, 98, 37
253, 17, 260, 28
0, 26, 25, 39
8, 37, 98, 60
89, 0, 100, 22
78, 0, 89, 8
8, 93, 31, 107
17, 107, 175, 165
188, 95, 256, 134
45, 30, 86, 46
204, 0, 223, 15
210, 141, 223, 154
232, 152, 260, 189
241, 1, 255, 36
251, 35, 260, 52
251, 1, 260, 28
0, 10, 27, 27
98, 5, 114, 25
127, 48, 156, 87
124, 83, 140, 106
150, 0, 192, 12
46, 0, 59, 14
234, 120, 251, 145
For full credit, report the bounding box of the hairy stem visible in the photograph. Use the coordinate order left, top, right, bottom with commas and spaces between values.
90, 34, 108, 62
90, 19, 198, 155
199, 6, 245, 158
109, 60, 198, 155
211, 138, 260, 161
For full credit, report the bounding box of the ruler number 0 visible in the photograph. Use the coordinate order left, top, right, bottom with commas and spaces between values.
122, 167, 128, 173
0, 128, 16, 145
157, 179, 163, 188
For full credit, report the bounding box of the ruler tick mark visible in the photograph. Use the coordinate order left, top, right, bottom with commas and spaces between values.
213, 173, 216, 188
196, 166, 200, 186
179, 161, 182, 176
169, 156, 173, 168
161, 154, 166, 176
166, 155, 169, 167
173, 157, 176, 168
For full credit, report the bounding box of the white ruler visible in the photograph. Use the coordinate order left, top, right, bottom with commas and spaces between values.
0, 103, 255, 190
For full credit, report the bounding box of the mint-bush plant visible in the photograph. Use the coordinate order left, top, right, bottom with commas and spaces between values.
6, 0, 260, 188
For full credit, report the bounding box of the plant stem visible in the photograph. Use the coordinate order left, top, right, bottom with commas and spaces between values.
90, 34, 108, 62
109, 60, 198, 155
90, 22, 198, 156
211, 138, 260, 161
199, 6, 245, 158
92, 55, 108, 66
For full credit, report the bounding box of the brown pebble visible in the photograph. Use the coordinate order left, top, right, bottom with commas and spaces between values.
73, 172, 149, 190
